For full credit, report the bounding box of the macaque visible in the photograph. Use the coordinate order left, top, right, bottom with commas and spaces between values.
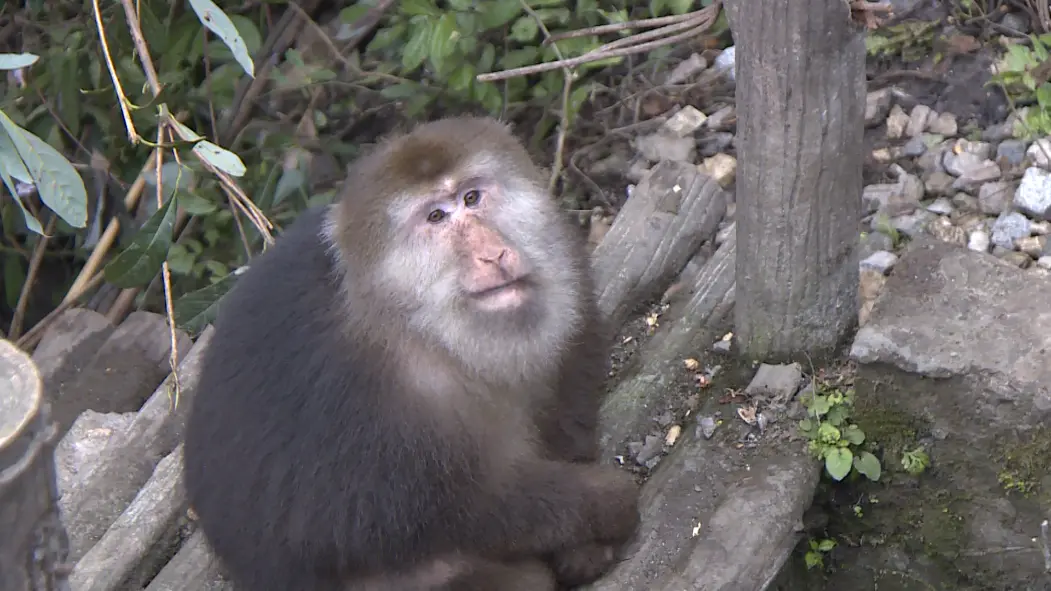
182, 116, 640, 591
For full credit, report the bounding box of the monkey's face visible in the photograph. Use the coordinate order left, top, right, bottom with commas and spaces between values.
380, 175, 555, 320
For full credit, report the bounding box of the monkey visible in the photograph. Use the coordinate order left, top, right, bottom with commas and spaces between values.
181, 116, 641, 591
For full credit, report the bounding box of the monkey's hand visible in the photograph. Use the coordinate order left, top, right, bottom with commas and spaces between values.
549, 542, 618, 587
581, 466, 642, 545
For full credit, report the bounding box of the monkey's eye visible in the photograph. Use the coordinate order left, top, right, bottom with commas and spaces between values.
463, 190, 482, 207
427, 209, 446, 224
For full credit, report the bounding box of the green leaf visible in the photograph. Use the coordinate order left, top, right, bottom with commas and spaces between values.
166, 243, 196, 275
0, 111, 87, 228
402, 22, 432, 72
1037, 83, 1051, 109
103, 194, 179, 288
824, 447, 853, 481
193, 141, 247, 177
500, 47, 540, 69
429, 13, 459, 74
187, 0, 256, 78
479, 44, 497, 73
367, 23, 407, 52
339, 4, 371, 25
510, 17, 539, 43
0, 126, 33, 183
854, 451, 882, 481
449, 63, 476, 93
1029, 34, 1046, 61
272, 168, 306, 207
842, 424, 866, 445
144, 161, 197, 202
478, 0, 523, 29
178, 192, 218, 215
173, 271, 241, 333
816, 539, 837, 552
380, 82, 423, 99
0, 175, 43, 235
400, 0, 441, 17
668, 0, 694, 14
0, 53, 39, 70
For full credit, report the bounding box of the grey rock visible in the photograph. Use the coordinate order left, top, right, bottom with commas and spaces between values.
634, 434, 664, 466
1016, 235, 1046, 258
925, 197, 954, 215
1001, 11, 1030, 33
954, 139, 994, 160
705, 105, 736, 132
1026, 138, 1051, 168
1037, 255, 1051, 269
928, 216, 967, 245
744, 363, 804, 402
697, 415, 718, 439
860, 250, 899, 274
663, 105, 707, 137
1031, 220, 1051, 235
860, 231, 895, 259
927, 112, 958, 136
902, 136, 927, 157
906, 104, 933, 137
697, 132, 734, 157
998, 250, 1032, 268
978, 181, 1015, 215
996, 139, 1028, 166
887, 209, 936, 237
865, 89, 894, 127
968, 229, 991, 252
886, 104, 909, 140
944, 151, 989, 177
1013, 166, 1051, 219
626, 159, 651, 183
982, 120, 1016, 142
951, 192, 980, 212
990, 211, 1031, 249
924, 171, 955, 196
635, 132, 696, 163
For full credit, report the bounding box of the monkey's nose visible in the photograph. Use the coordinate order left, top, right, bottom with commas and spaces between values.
478, 248, 508, 265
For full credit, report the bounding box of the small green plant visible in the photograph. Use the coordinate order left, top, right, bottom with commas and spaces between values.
804, 537, 837, 570
865, 21, 936, 62
901, 446, 930, 476
989, 34, 1051, 138
798, 384, 882, 482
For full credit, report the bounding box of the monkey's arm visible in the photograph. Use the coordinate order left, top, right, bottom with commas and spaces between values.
449, 458, 639, 560
540, 300, 611, 463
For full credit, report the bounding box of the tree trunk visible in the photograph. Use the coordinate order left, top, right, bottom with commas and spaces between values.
0, 338, 71, 591
724, 0, 864, 362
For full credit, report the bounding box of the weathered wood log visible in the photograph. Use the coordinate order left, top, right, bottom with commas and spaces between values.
591, 161, 728, 329
144, 530, 231, 591
31, 309, 114, 386
598, 227, 737, 457
70, 445, 188, 591
61, 327, 214, 562
33, 311, 192, 439
589, 352, 823, 590
0, 338, 71, 591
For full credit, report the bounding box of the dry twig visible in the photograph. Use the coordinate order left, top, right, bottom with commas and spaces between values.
477, 2, 722, 82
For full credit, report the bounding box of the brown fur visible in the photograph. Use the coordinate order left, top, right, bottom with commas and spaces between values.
182, 116, 640, 591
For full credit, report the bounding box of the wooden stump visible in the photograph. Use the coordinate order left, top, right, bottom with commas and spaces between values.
0, 338, 71, 591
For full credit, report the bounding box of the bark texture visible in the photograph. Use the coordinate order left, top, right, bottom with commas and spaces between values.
725, 0, 864, 361
0, 338, 71, 591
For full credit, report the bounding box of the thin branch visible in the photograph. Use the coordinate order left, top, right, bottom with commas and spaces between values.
477, 2, 721, 82
8, 215, 57, 339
